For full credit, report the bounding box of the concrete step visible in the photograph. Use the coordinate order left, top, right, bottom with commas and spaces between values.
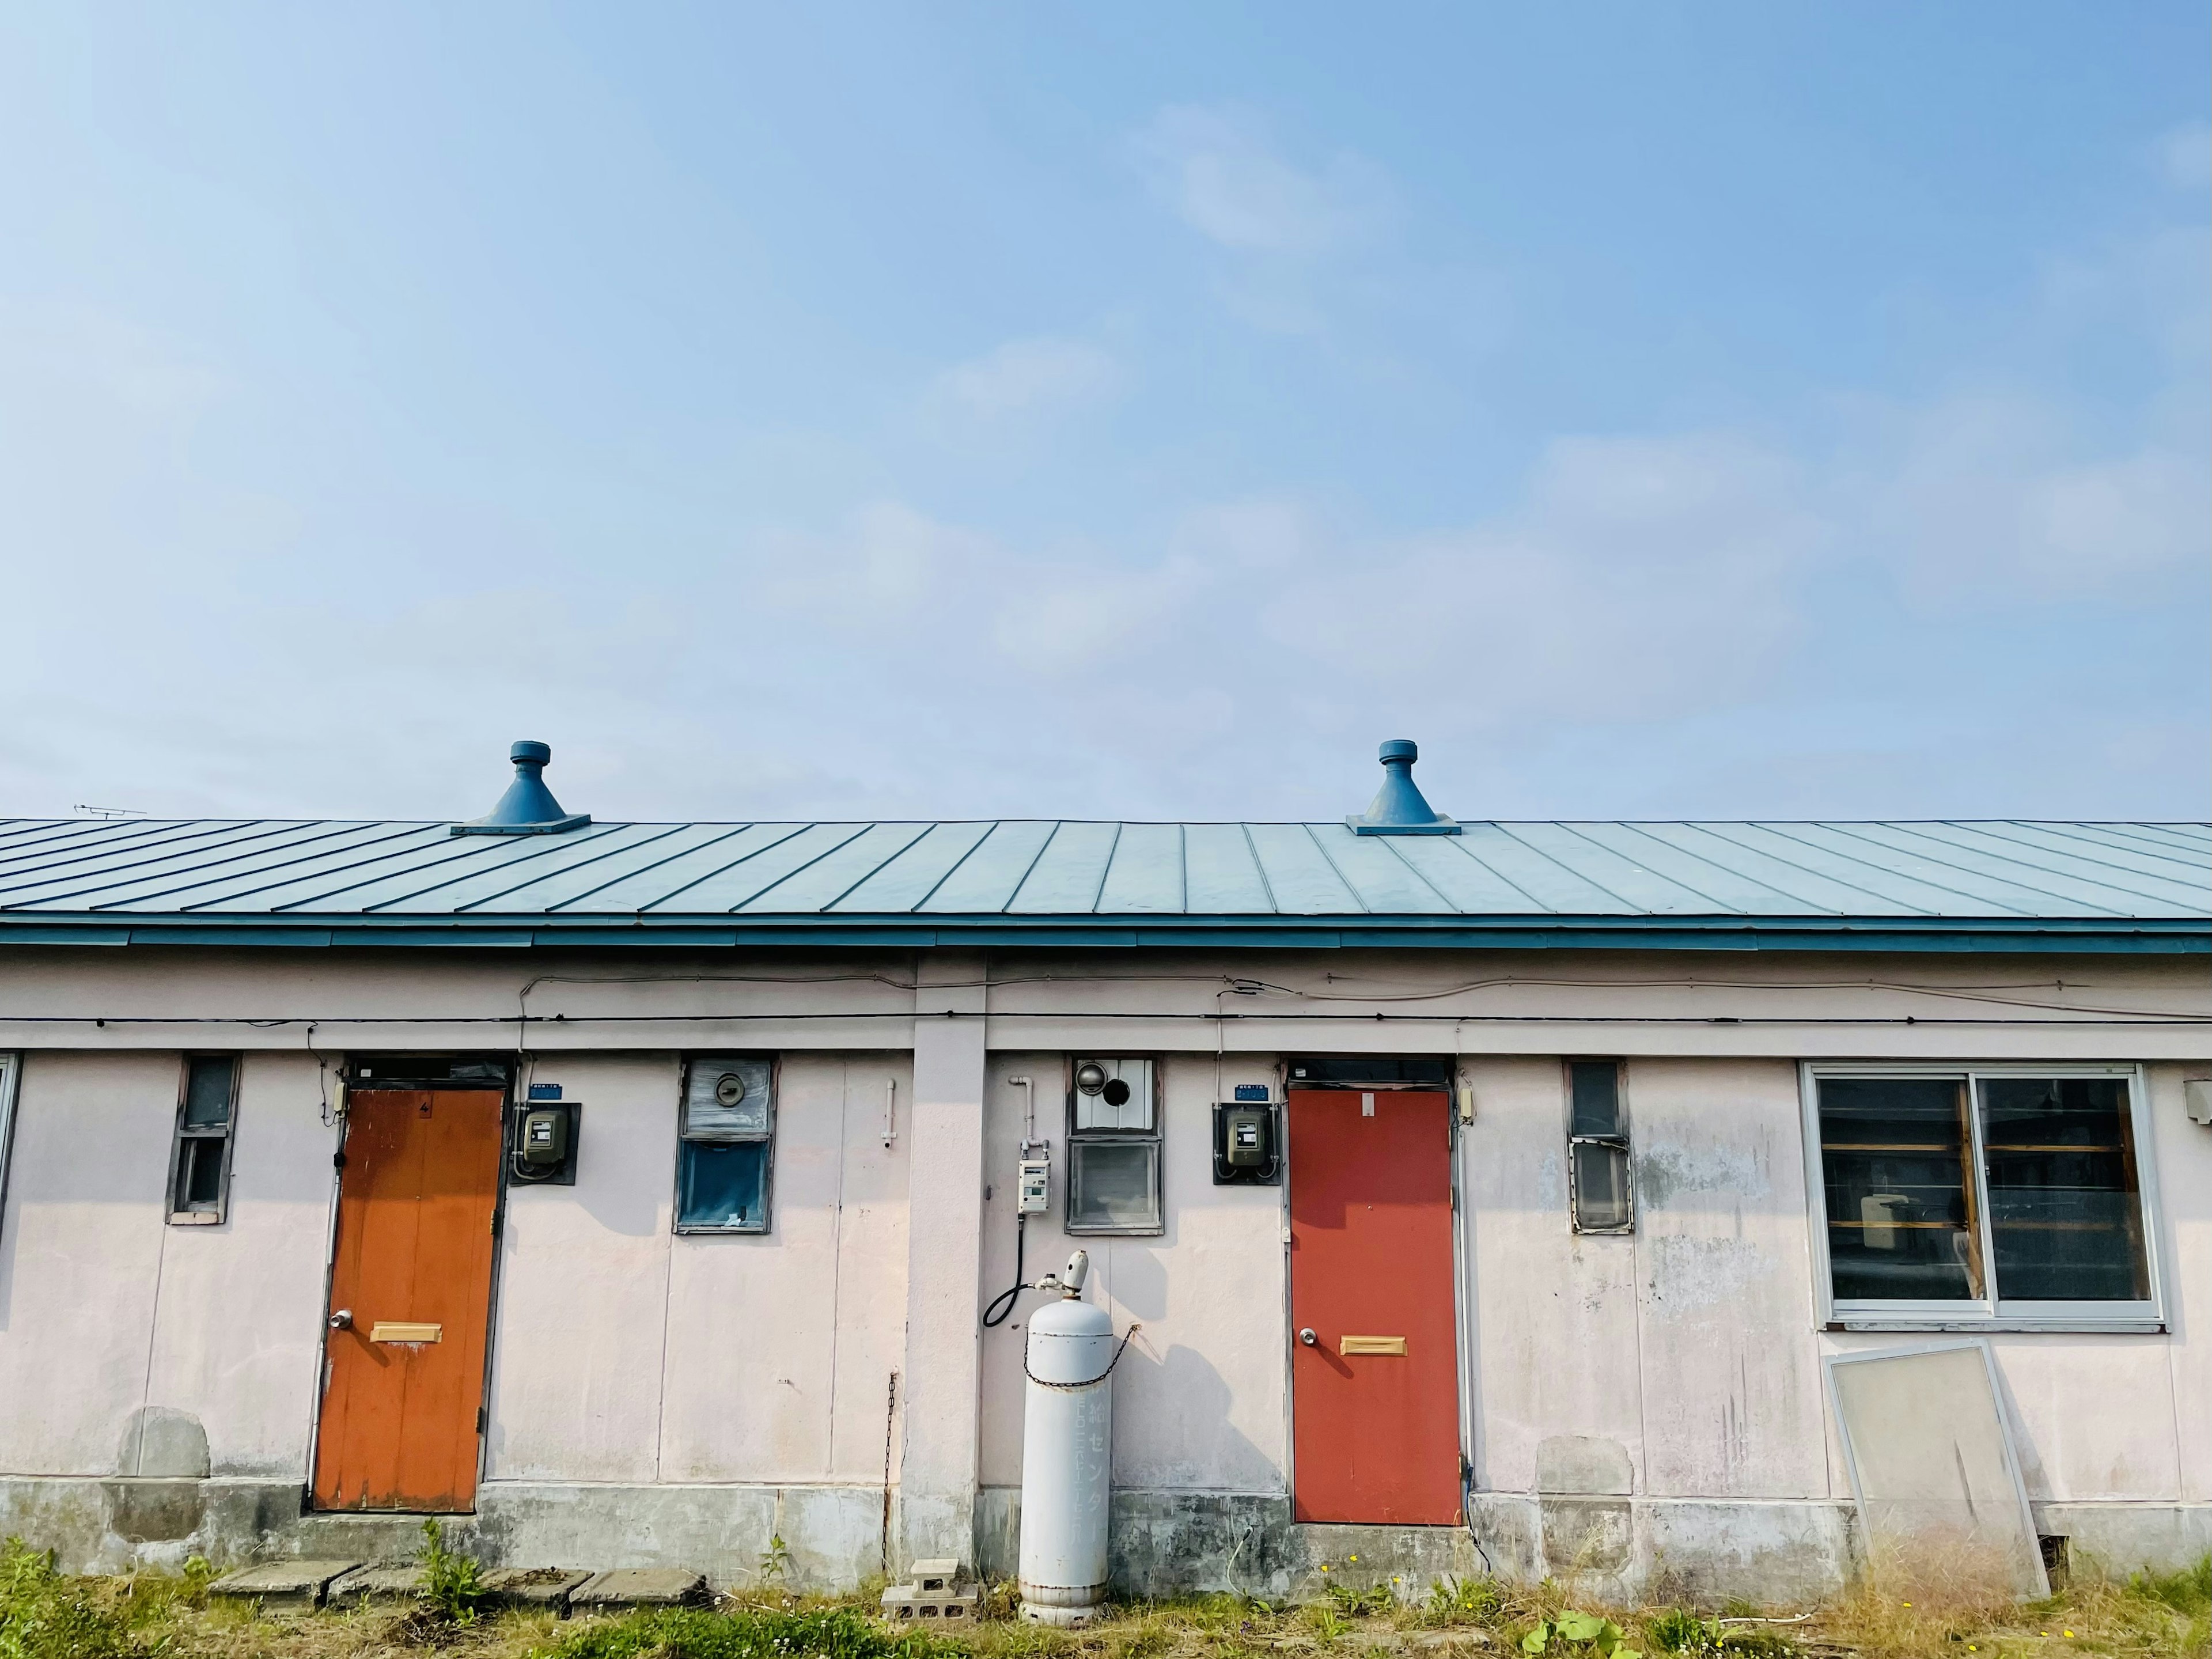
206, 1559, 362, 1614
568, 1568, 710, 1610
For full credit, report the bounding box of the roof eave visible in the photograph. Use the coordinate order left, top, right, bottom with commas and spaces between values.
0, 911, 2203, 954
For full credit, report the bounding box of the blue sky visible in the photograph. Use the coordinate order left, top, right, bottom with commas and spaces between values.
2, 3, 2206, 825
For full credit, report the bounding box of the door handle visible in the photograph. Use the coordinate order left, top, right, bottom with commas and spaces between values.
1298, 1327, 1317, 1346
328, 1309, 353, 1331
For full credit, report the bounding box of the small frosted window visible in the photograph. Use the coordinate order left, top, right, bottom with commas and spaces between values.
1068, 1141, 1161, 1234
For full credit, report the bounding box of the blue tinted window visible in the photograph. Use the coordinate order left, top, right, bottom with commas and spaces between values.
677, 1141, 768, 1231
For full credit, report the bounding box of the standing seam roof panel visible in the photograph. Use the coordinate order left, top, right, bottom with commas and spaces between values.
549, 823, 786, 912
1978, 820, 2212, 879
1505, 822, 1745, 914
1181, 822, 1277, 913
1688, 824, 2016, 916
0, 820, 395, 909
916, 820, 1056, 912
1306, 824, 1459, 913
1096, 823, 1189, 914
256, 824, 636, 914
1449, 823, 1634, 914
1878, 822, 2205, 910
1791, 823, 2112, 916
1243, 823, 1363, 914
0, 817, 253, 881
1637, 822, 1929, 916
736, 822, 938, 912
145, 825, 514, 914
827, 821, 997, 912
1009, 821, 1122, 914
412, 825, 718, 912
642, 824, 875, 912
1570, 821, 1834, 915
1382, 836, 1547, 913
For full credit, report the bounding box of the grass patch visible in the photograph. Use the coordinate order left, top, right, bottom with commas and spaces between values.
1, 1552, 2205, 1658
546, 1604, 941, 1659
0, 1536, 145, 1659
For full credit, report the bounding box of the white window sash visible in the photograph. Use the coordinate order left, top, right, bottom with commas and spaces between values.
1799, 1061, 2165, 1332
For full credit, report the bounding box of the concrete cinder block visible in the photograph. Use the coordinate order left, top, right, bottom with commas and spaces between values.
881, 1584, 980, 1623
206, 1559, 362, 1613
569, 1568, 710, 1608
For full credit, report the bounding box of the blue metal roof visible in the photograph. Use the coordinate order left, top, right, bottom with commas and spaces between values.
0, 816, 2202, 952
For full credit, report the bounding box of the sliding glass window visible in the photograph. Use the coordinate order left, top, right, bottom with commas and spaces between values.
1807, 1067, 2158, 1328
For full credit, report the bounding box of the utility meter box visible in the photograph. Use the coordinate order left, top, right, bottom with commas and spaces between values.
1211, 1099, 1280, 1185
510, 1101, 580, 1185
1017, 1153, 1052, 1214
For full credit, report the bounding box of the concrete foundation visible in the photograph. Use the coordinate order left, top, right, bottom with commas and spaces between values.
7, 1476, 2212, 1603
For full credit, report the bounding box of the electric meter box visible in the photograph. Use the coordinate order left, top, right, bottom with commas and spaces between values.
510, 1101, 581, 1185
1211, 1101, 1280, 1185
1017, 1154, 1052, 1214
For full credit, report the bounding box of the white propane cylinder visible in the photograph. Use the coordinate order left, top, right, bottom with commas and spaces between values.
1018, 1253, 1114, 1626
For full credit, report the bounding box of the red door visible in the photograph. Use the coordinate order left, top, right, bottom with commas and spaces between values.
1289, 1088, 1461, 1524
314, 1089, 503, 1512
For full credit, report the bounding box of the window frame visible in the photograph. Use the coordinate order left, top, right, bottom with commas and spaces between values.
1064, 1055, 1165, 1238
168, 1052, 241, 1226
672, 1053, 778, 1236
1566, 1058, 1633, 1235
1800, 1061, 2166, 1333
0, 1052, 20, 1247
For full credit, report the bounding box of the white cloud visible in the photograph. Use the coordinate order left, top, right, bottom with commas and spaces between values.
1256, 434, 1824, 726
1135, 105, 1392, 257
1861, 395, 2207, 606
2156, 120, 2211, 190
931, 335, 1122, 419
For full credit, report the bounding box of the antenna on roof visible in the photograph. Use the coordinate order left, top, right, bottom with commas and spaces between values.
450, 741, 592, 837
1346, 738, 1460, 836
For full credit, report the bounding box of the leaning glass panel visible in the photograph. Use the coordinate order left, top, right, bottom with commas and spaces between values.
183, 1056, 235, 1129
1816, 1078, 1980, 1301
1980, 1077, 2149, 1302
1569, 1062, 1622, 1138
676, 1141, 768, 1229
1571, 1139, 1631, 1231
1067, 1139, 1161, 1233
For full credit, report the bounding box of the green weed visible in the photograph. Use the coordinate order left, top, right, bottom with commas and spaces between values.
417, 1516, 490, 1625
0, 1536, 139, 1659
547, 1604, 938, 1659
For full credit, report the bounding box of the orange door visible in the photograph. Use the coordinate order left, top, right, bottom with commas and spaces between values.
315, 1088, 502, 1512
1288, 1088, 1461, 1524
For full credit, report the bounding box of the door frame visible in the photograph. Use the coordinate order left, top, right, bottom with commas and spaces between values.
303, 1054, 518, 1516
1277, 1054, 1474, 1527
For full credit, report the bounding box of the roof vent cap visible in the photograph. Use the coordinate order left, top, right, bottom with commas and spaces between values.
451, 740, 592, 836
1346, 738, 1460, 836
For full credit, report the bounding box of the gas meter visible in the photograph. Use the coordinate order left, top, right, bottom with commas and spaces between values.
1017, 1150, 1051, 1214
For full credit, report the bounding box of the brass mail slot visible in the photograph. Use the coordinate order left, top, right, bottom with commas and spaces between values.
369, 1322, 443, 1344
1339, 1334, 1407, 1357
